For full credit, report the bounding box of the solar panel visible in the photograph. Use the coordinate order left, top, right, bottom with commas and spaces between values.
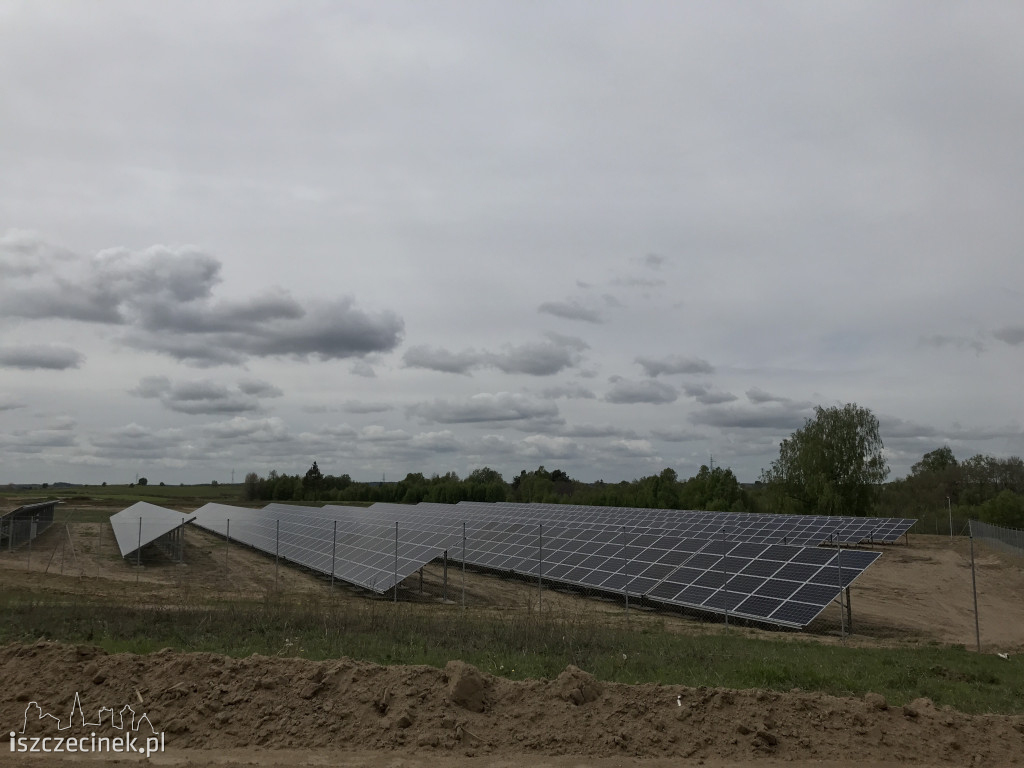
183, 500, 892, 629
110, 502, 195, 559
191, 503, 460, 594
314, 501, 885, 629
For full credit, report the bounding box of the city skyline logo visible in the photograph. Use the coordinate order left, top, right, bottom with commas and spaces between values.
10, 691, 165, 757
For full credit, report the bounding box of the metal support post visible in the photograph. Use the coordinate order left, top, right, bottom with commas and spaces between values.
443, 550, 448, 601
970, 526, 981, 652
225, 519, 230, 569
537, 523, 543, 612
275, 519, 281, 588
393, 521, 398, 603
136, 516, 142, 585
835, 535, 845, 637
721, 526, 729, 629
845, 586, 853, 632
331, 520, 337, 589
462, 522, 466, 610
948, 497, 953, 539
621, 527, 629, 621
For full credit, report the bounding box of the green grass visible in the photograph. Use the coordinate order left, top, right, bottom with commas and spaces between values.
1, 594, 1020, 715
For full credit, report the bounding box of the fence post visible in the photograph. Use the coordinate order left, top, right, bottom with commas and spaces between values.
331, 520, 337, 589
136, 516, 142, 585
835, 534, 845, 638
225, 518, 230, 569
275, 519, 281, 589
621, 526, 629, 621
537, 523, 543, 613
970, 522, 981, 653
721, 526, 729, 630
443, 549, 448, 601
462, 521, 466, 610
393, 521, 398, 603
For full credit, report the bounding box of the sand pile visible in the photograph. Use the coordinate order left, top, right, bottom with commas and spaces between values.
2, 641, 1022, 765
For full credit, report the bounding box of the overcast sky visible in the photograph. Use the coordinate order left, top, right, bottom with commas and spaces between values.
2, 1, 1022, 486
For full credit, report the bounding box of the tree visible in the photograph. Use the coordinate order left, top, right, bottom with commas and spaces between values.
911, 446, 957, 476
138, 477, 148, 486
760, 403, 889, 516
243, 472, 260, 501
979, 490, 1024, 528
303, 461, 324, 501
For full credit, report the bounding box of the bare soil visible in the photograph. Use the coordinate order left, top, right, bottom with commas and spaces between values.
1, 642, 1022, 768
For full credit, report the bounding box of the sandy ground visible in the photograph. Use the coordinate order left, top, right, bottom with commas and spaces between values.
2, 505, 1024, 767
1, 642, 1022, 768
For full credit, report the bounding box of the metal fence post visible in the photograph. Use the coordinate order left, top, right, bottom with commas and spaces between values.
225, 518, 230, 569
835, 534, 845, 638
621, 526, 629, 621
136, 516, 142, 585
537, 522, 543, 613
462, 521, 466, 610
331, 520, 337, 589
721, 526, 729, 630
393, 521, 398, 604
970, 522, 981, 652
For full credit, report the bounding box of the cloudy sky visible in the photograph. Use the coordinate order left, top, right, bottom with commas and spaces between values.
2, 1, 1022, 486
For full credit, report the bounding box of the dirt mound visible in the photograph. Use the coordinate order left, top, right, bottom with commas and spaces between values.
554, 663, 602, 705
2, 641, 1023, 765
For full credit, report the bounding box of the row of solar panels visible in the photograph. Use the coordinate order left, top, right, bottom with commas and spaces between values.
456, 501, 914, 546
179, 501, 899, 629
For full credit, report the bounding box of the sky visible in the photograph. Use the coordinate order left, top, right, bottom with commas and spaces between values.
1, 1, 1022, 486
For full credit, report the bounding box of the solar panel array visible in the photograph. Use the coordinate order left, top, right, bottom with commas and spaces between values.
456, 502, 914, 546
344, 502, 883, 628
109, 502, 195, 559
190, 502, 459, 593
184, 501, 906, 629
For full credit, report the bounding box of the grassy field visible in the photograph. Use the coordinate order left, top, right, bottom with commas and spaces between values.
3, 483, 245, 504
1, 593, 1020, 715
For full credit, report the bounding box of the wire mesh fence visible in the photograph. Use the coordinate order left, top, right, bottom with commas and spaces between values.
0, 509, 888, 642
969, 519, 1024, 559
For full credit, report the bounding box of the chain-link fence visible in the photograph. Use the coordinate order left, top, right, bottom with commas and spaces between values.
969, 519, 1024, 558
0, 510, 880, 640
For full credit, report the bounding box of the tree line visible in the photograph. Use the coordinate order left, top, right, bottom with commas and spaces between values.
243, 461, 754, 511
240, 404, 1024, 529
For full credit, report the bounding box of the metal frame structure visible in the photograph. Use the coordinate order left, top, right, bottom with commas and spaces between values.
1, 500, 59, 551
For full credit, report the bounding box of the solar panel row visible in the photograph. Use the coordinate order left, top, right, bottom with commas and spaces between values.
109, 502, 195, 559
456, 501, 914, 546
343, 502, 881, 628
186, 501, 895, 629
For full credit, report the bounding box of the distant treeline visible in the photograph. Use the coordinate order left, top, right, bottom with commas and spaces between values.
243, 447, 1024, 530
875, 448, 1024, 530
243, 464, 756, 512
